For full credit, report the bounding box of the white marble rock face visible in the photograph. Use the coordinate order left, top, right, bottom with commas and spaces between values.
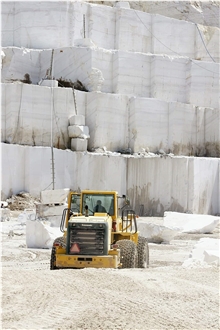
1, 46, 219, 108
71, 138, 88, 151
1, 143, 220, 215
129, 97, 169, 153
40, 189, 70, 205
68, 125, 89, 139
1, 2, 220, 215
69, 115, 85, 126
1, 80, 219, 156
86, 91, 129, 152
2, 2, 219, 61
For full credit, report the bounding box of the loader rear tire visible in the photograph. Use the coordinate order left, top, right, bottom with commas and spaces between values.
50, 247, 57, 270
50, 236, 66, 270
137, 236, 149, 268
116, 239, 138, 268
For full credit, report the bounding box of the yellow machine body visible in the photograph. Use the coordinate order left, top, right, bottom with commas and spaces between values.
51, 190, 140, 269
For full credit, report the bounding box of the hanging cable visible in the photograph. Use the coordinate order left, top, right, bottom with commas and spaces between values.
133, 10, 218, 75
194, 23, 215, 62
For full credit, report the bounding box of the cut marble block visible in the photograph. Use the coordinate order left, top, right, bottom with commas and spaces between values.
129, 97, 169, 153
137, 220, 179, 243
88, 4, 116, 50
1, 47, 42, 84
26, 220, 62, 248
152, 14, 195, 58
168, 102, 197, 156
1, 84, 6, 141
113, 51, 151, 97
186, 60, 219, 109
1, 143, 219, 215
195, 25, 220, 62
40, 79, 58, 87
2, 2, 76, 49
2, 46, 219, 108
71, 138, 88, 151
3, 83, 73, 148
183, 238, 220, 267
51, 47, 91, 90
74, 38, 95, 48
195, 106, 206, 156
115, 8, 152, 53
163, 212, 220, 233
44, 215, 62, 227
0, 143, 25, 201
127, 157, 196, 216
86, 91, 128, 151
192, 158, 220, 215
68, 125, 89, 138
69, 115, 85, 126
40, 189, 70, 205
36, 203, 67, 217
88, 49, 113, 93
3, 2, 218, 61
204, 108, 220, 157
151, 55, 188, 103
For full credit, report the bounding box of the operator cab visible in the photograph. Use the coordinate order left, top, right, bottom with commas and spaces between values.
80, 191, 116, 217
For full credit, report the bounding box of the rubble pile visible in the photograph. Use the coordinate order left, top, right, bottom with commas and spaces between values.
6, 192, 40, 211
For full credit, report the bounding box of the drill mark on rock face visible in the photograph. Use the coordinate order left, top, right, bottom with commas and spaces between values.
32, 131, 36, 146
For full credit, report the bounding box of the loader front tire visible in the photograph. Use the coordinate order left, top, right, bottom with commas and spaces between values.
50, 236, 66, 270
137, 236, 149, 268
116, 239, 138, 268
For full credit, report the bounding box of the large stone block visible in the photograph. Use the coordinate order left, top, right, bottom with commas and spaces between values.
186, 61, 219, 108
88, 4, 115, 50
40, 79, 58, 87
86, 91, 128, 151
71, 138, 88, 151
69, 115, 85, 126
113, 51, 151, 97
195, 25, 220, 62
151, 56, 188, 103
40, 189, 70, 205
129, 97, 169, 153
36, 203, 67, 217
68, 125, 89, 139
168, 102, 197, 156
152, 15, 195, 57
115, 8, 151, 53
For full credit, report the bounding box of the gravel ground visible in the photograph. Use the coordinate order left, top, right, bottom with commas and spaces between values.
1, 214, 219, 330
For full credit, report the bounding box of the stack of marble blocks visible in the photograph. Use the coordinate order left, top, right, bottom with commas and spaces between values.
68, 115, 89, 151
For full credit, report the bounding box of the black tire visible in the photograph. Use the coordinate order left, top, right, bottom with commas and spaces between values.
137, 236, 149, 268
116, 239, 138, 268
50, 236, 66, 270
50, 246, 57, 270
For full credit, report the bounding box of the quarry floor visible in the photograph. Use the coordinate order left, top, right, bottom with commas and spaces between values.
1, 213, 219, 330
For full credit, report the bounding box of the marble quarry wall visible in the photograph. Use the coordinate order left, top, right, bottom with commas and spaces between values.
1, 82, 219, 156
1, 1, 219, 215
1, 143, 220, 215
2, 1, 219, 61
1, 47, 219, 108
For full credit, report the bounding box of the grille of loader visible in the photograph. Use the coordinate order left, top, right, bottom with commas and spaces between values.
68, 222, 108, 255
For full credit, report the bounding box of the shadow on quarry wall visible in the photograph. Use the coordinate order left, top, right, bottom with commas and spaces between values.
172, 142, 220, 158
10, 73, 32, 84
57, 78, 88, 92
128, 186, 185, 217
205, 142, 220, 158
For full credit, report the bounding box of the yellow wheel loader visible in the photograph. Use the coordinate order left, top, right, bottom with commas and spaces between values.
50, 190, 149, 269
